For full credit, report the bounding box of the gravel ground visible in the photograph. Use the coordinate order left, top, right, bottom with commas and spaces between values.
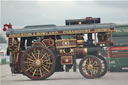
0, 64, 128, 85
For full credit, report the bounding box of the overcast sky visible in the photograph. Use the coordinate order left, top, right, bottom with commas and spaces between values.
0, 0, 128, 34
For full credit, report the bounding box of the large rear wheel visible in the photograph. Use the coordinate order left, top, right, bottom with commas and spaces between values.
21, 46, 55, 80
79, 55, 101, 79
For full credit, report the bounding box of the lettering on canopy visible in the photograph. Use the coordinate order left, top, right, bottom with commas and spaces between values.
8, 28, 113, 38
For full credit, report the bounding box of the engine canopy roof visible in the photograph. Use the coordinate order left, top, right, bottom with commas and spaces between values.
6, 23, 115, 38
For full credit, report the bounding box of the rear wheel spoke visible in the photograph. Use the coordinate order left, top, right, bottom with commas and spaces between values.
42, 66, 49, 72
32, 52, 36, 60
37, 50, 40, 59
40, 53, 47, 60
39, 68, 43, 77
26, 58, 34, 62
26, 67, 33, 71
32, 69, 37, 76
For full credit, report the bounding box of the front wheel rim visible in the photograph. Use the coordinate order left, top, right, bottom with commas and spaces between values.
79, 56, 101, 79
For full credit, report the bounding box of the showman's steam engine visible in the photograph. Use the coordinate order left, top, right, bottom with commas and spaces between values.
3, 17, 115, 80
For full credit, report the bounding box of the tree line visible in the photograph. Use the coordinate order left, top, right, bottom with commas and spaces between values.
0, 34, 7, 43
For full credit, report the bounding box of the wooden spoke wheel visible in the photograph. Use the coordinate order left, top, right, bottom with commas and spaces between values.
21, 46, 55, 80
96, 56, 108, 78
79, 55, 101, 79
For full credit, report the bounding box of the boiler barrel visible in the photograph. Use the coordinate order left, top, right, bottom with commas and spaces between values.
74, 47, 102, 58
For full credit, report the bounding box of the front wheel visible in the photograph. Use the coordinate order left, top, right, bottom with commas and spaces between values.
96, 56, 108, 78
79, 55, 101, 79
21, 46, 55, 80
